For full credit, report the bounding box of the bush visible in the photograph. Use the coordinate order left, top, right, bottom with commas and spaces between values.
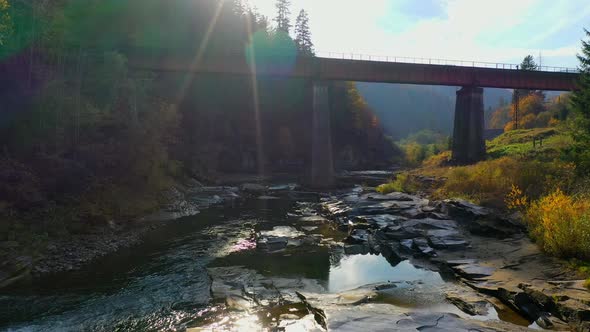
436, 157, 575, 207
524, 189, 590, 259
377, 173, 417, 194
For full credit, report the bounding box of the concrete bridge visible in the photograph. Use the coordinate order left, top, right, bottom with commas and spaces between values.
128, 54, 579, 187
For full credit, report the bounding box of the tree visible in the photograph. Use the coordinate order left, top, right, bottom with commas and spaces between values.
274, 0, 291, 33
0, 0, 12, 46
511, 55, 541, 129
294, 9, 313, 56
569, 29, 590, 174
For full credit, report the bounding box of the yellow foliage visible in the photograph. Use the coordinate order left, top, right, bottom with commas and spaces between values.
377, 173, 417, 194
548, 118, 560, 127
525, 190, 590, 259
505, 184, 528, 211
437, 157, 575, 208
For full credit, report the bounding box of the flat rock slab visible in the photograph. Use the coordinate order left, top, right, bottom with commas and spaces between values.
452, 264, 496, 279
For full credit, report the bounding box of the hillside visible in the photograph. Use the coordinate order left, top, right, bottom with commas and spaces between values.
356, 82, 515, 138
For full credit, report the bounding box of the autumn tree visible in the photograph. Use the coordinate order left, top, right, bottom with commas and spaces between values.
274, 0, 291, 33
294, 9, 313, 56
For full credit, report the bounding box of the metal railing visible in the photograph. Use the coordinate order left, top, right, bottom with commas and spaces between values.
315, 51, 579, 73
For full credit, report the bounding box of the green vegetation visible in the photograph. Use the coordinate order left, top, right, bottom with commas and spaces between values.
397, 129, 449, 166
376, 173, 418, 194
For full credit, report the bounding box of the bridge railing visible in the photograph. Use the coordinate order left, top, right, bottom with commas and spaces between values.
315, 51, 579, 73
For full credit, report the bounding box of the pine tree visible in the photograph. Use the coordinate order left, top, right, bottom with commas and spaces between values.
274, 0, 291, 33
569, 29, 590, 174
294, 9, 314, 56
512, 55, 541, 129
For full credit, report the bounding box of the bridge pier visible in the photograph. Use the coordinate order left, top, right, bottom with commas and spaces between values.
310, 81, 335, 188
452, 86, 486, 163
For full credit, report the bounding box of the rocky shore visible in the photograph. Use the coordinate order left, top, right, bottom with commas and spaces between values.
0, 181, 241, 289
200, 186, 590, 331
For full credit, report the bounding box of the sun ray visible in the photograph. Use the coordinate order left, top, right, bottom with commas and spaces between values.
244, 10, 265, 177
175, 0, 224, 104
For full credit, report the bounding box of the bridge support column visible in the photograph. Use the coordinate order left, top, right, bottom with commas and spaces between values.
310, 81, 335, 188
452, 86, 485, 163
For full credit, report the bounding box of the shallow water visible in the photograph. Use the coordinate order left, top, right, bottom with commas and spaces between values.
0, 192, 529, 331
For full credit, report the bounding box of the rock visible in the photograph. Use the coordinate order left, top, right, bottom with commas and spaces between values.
451, 263, 495, 279
412, 237, 436, 256
241, 183, 267, 193
258, 195, 280, 200
269, 184, 298, 191
440, 199, 491, 220
226, 295, 253, 311
426, 229, 469, 249
344, 229, 370, 244
257, 236, 289, 252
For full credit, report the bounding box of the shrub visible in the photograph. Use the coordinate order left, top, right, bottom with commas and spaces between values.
524, 189, 590, 259
377, 173, 417, 194
436, 157, 575, 208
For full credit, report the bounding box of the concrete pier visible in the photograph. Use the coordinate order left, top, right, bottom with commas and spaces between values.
310, 81, 334, 187
452, 86, 485, 163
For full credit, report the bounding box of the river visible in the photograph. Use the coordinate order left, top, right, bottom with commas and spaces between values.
0, 182, 535, 331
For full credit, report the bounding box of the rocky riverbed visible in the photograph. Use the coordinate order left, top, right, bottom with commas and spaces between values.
2, 179, 589, 331
197, 186, 590, 331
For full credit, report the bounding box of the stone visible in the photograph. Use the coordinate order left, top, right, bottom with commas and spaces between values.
412, 237, 436, 256
426, 229, 469, 249
241, 183, 267, 193
451, 264, 495, 279
344, 229, 370, 244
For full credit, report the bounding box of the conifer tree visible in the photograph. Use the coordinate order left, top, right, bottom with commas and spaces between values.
570, 28, 590, 173
294, 9, 314, 56
274, 0, 291, 33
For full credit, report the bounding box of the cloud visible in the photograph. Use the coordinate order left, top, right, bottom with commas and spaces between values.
247, 0, 588, 67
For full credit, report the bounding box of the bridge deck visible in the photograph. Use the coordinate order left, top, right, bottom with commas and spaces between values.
128, 55, 578, 91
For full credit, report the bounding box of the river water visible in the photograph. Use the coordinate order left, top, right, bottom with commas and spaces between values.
0, 187, 529, 331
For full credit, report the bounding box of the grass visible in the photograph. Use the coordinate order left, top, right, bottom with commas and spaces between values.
376, 173, 418, 194
486, 127, 572, 161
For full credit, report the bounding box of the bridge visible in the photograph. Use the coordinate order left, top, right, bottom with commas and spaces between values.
128, 53, 580, 187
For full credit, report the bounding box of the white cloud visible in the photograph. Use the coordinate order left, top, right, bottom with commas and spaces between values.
247, 0, 587, 68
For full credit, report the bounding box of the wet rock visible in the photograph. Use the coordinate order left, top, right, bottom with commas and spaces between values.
451, 263, 495, 279
344, 244, 371, 255
241, 183, 267, 193
444, 289, 490, 316
354, 214, 406, 229
426, 229, 469, 250
226, 295, 253, 311
344, 229, 370, 244
440, 199, 491, 220
258, 195, 280, 200
377, 226, 422, 240
257, 236, 289, 251
268, 184, 298, 191
412, 237, 436, 256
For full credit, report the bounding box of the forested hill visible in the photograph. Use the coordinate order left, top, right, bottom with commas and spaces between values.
356, 83, 513, 138
0, 0, 398, 241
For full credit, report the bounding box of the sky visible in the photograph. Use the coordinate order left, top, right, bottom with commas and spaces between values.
245, 0, 590, 69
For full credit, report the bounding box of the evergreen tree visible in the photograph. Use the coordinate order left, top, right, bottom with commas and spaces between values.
294, 9, 314, 56
569, 29, 590, 174
511, 55, 541, 129
274, 0, 291, 33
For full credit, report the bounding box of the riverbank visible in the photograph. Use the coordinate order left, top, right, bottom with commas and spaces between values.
0, 179, 242, 289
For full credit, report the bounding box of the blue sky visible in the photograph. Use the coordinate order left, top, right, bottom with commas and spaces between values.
246, 0, 590, 68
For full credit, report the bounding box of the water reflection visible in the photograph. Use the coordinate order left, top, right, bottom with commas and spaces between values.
328, 254, 443, 293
